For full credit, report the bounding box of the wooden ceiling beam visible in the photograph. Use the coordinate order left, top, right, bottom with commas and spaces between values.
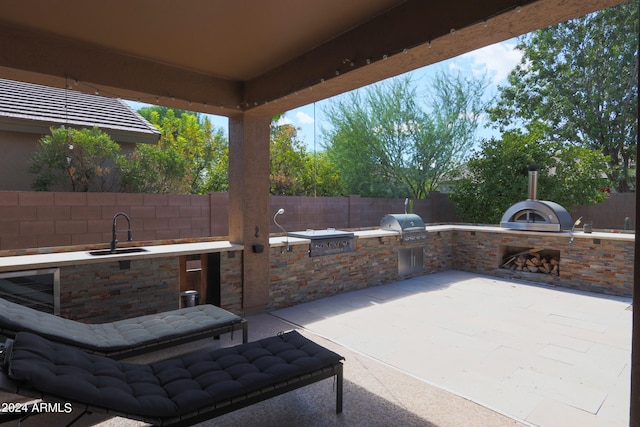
0, 0, 628, 119
0, 22, 243, 117
244, 0, 628, 116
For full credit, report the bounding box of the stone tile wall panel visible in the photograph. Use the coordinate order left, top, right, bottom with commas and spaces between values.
452, 229, 633, 297
59, 257, 180, 323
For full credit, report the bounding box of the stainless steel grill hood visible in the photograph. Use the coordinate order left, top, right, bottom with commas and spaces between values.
380, 212, 428, 242
500, 165, 573, 232
380, 213, 426, 233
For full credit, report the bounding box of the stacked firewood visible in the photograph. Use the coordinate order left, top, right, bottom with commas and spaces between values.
501, 249, 560, 276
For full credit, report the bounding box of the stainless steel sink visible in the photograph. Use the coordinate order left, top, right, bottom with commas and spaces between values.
88, 248, 148, 256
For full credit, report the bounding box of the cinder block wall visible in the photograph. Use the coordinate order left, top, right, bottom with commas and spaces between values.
572, 193, 635, 230
0, 191, 459, 252
0, 191, 210, 251
0, 190, 631, 252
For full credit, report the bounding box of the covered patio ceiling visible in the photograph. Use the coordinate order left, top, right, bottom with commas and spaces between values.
0, 0, 636, 420
0, 0, 626, 118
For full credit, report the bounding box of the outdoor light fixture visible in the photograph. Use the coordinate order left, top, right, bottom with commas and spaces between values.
570, 216, 583, 244
273, 208, 290, 252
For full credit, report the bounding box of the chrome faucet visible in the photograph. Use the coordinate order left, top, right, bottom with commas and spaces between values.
111, 212, 132, 252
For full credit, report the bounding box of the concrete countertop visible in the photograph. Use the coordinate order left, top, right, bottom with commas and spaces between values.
353, 229, 399, 238
442, 224, 634, 241
269, 236, 311, 248
269, 224, 635, 247
316, 224, 634, 241
268, 228, 399, 246
0, 240, 244, 272
0, 224, 632, 273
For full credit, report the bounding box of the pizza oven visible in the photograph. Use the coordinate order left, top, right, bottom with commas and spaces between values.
500, 165, 573, 232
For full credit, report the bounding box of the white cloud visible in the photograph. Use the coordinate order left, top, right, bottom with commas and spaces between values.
295, 111, 315, 125
276, 115, 293, 126
461, 40, 523, 85
448, 62, 463, 72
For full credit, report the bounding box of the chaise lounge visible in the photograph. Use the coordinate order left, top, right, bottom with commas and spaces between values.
0, 330, 344, 426
0, 297, 247, 359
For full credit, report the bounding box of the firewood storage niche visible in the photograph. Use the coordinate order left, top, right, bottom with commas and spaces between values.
499, 246, 560, 276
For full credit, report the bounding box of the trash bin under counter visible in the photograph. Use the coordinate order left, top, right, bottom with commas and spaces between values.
180, 290, 199, 308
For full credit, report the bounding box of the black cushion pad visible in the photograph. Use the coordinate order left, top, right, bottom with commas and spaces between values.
0, 297, 242, 352
6, 331, 343, 418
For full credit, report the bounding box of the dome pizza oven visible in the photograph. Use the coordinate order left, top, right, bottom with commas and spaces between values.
500, 165, 573, 232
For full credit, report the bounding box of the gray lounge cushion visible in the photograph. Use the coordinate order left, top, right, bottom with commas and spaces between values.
0, 297, 243, 353
4, 330, 344, 419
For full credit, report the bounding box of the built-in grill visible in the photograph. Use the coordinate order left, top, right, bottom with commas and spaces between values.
380, 213, 428, 242
287, 229, 355, 257
500, 165, 573, 232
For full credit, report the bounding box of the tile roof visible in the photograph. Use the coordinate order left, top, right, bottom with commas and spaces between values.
0, 78, 160, 144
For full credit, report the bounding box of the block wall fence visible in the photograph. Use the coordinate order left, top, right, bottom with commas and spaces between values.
0, 191, 458, 252
0, 190, 633, 252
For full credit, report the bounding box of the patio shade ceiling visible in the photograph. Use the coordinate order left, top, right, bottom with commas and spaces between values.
0, 0, 626, 118
0, 0, 637, 420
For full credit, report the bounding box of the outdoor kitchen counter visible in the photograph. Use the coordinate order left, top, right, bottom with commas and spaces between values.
270, 225, 635, 246
269, 228, 399, 248
0, 240, 244, 272
369, 224, 633, 242
0, 224, 632, 273
1, 230, 396, 273
440, 224, 634, 242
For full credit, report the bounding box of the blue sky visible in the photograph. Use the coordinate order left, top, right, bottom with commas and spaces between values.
278, 37, 524, 150
127, 37, 523, 151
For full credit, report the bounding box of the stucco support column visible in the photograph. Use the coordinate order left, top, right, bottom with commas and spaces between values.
228, 113, 271, 313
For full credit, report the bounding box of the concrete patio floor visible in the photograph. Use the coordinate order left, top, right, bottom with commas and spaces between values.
2, 270, 631, 427
271, 270, 632, 426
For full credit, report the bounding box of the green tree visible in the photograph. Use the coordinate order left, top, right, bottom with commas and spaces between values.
323, 73, 488, 198
198, 130, 229, 193
449, 123, 612, 224
270, 122, 310, 195
489, 0, 639, 192
118, 108, 228, 193
29, 126, 120, 191
116, 143, 188, 193
268, 117, 344, 196
305, 150, 344, 196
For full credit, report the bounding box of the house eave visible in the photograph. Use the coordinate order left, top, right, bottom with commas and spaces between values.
0, 115, 160, 145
